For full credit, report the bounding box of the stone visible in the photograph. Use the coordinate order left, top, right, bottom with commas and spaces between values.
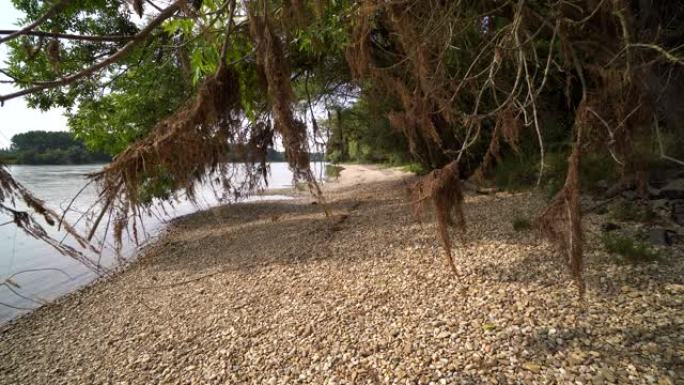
521, 362, 541, 373
659, 179, 684, 200
436, 331, 450, 339
599, 368, 616, 382
647, 228, 674, 246
664, 283, 684, 294
671, 200, 684, 226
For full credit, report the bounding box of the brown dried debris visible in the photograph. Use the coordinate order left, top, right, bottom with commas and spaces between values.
536, 133, 584, 296
90, 64, 244, 247
408, 161, 466, 274
1, 164, 102, 273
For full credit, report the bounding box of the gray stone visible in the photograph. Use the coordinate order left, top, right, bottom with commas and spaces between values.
648, 228, 675, 246
659, 179, 684, 200
672, 200, 684, 226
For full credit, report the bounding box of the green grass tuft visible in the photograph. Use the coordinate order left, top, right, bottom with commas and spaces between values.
601, 233, 660, 263
325, 164, 344, 179
609, 200, 657, 223
400, 162, 429, 175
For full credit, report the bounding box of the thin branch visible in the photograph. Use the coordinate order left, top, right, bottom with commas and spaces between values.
628, 43, 684, 66
1, 283, 47, 306
655, 116, 684, 166
4, 267, 72, 281
0, 30, 134, 42
219, 0, 238, 64
0, 0, 183, 105
57, 179, 94, 231
0, 0, 69, 44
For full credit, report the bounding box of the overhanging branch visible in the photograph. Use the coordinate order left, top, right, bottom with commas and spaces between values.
0, 30, 134, 42
0, 0, 69, 44
0, 0, 183, 106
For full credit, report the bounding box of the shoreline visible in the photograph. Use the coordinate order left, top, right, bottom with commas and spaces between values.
0, 185, 302, 329
1, 164, 681, 384
0, 162, 321, 323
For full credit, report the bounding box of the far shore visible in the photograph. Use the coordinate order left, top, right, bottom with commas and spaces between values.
1, 164, 681, 385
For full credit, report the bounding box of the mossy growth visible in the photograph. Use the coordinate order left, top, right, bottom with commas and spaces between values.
601, 233, 661, 263
609, 200, 657, 223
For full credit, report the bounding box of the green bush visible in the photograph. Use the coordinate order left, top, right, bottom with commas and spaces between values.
609, 200, 657, 222
325, 164, 344, 179
493, 148, 620, 197
401, 162, 429, 175
493, 152, 540, 192
601, 233, 660, 263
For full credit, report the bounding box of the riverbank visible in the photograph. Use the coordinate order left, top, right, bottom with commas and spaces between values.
1, 164, 681, 384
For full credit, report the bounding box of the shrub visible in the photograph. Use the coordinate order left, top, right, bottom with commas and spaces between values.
601, 233, 660, 263
401, 162, 429, 175
609, 200, 657, 222
325, 164, 344, 179
492, 152, 540, 192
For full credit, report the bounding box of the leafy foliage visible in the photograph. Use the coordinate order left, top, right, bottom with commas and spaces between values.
8, 130, 110, 164
324, 93, 411, 165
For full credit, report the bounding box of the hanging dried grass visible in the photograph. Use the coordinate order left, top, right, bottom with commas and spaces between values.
471, 124, 501, 184
408, 161, 465, 273
471, 106, 522, 183
90, 64, 244, 247
536, 128, 584, 296
247, 4, 327, 207
1, 164, 104, 273
499, 106, 522, 153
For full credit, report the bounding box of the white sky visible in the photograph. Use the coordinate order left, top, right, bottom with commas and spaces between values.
0, 3, 68, 149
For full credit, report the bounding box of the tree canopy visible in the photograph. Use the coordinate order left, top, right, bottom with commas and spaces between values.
1, 0, 683, 291
7, 130, 111, 164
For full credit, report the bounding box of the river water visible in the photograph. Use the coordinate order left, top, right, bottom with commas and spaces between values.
0, 163, 321, 324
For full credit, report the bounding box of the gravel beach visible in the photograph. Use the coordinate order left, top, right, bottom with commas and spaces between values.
0, 164, 682, 385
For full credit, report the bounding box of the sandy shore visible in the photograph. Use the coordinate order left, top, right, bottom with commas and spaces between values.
0, 164, 682, 384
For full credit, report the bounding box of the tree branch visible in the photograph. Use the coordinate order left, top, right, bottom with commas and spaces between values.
0, 30, 134, 42
0, 0, 69, 44
0, 0, 183, 106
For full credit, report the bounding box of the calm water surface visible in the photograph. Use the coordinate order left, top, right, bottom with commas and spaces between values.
0, 163, 321, 324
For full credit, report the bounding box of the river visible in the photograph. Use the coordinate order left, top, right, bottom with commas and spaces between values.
0, 163, 322, 324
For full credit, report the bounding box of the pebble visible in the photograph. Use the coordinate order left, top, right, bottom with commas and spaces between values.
0, 166, 681, 385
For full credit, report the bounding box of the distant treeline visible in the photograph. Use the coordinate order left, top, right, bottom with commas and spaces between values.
0, 131, 324, 165
1, 131, 111, 165
266, 149, 325, 162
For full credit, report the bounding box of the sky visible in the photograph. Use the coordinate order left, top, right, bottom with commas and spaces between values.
0, 3, 68, 149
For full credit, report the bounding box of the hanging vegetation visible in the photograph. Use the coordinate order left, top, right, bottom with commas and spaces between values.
1, 0, 682, 294
0, 163, 104, 274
